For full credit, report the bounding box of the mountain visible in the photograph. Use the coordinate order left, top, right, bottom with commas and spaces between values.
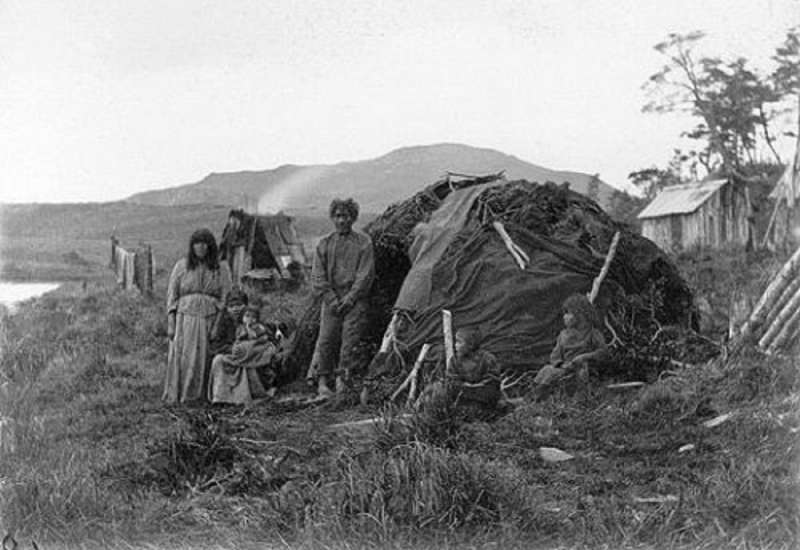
126, 143, 620, 214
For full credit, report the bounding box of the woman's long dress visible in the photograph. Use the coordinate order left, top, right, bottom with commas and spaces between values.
163, 258, 232, 404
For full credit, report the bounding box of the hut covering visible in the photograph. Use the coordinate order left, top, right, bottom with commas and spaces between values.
284, 175, 694, 382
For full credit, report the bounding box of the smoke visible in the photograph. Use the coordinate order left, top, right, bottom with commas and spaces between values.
257, 166, 330, 214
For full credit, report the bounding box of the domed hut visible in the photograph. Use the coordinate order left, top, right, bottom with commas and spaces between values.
282, 174, 695, 387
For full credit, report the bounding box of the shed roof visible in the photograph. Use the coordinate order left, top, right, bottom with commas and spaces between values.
637, 179, 727, 219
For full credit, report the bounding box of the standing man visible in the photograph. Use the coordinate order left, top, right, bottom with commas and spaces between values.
311, 198, 375, 397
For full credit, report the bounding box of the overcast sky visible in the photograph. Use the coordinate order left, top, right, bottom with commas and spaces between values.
0, 0, 798, 203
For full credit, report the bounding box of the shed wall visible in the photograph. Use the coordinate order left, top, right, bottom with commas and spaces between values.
641, 182, 752, 251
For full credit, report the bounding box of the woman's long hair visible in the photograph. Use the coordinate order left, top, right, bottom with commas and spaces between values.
186, 228, 220, 270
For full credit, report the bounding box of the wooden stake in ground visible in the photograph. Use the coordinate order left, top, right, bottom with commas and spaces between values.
442, 310, 455, 375
740, 243, 800, 340
406, 343, 431, 406
390, 343, 431, 403
379, 312, 398, 354
587, 231, 620, 304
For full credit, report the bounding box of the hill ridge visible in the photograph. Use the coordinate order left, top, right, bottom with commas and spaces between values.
126, 143, 619, 213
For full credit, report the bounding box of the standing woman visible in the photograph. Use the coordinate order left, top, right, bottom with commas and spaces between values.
164, 228, 232, 404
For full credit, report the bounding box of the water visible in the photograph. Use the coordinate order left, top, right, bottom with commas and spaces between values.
0, 282, 61, 312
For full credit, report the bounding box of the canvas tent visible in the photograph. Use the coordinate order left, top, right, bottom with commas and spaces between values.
284, 175, 694, 383
219, 209, 308, 287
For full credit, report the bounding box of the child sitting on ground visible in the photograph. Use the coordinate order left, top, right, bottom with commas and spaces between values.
533, 293, 607, 394
419, 327, 501, 419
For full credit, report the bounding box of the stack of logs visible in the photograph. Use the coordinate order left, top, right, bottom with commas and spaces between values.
739, 244, 800, 355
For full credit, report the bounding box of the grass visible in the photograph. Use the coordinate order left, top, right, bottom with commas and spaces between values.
0, 244, 798, 548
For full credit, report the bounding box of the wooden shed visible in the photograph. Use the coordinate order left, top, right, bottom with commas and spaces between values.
637, 178, 750, 251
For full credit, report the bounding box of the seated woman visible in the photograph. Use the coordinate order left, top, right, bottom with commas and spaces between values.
208, 305, 278, 405
532, 293, 607, 395
418, 328, 501, 420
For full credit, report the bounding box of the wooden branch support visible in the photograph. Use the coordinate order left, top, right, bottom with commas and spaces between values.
740, 243, 800, 340
379, 312, 398, 354
492, 221, 529, 270
442, 310, 455, 376
587, 231, 620, 304
406, 343, 430, 406
390, 343, 431, 403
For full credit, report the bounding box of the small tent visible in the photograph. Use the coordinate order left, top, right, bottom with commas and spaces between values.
219, 209, 308, 287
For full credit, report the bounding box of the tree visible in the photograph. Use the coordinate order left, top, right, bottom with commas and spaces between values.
607, 190, 647, 226
772, 26, 800, 137
628, 149, 690, 199
643, 32, 785, 174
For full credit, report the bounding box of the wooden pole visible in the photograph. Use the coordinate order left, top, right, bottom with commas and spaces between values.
740, 243, 800, 339
762, 276, 800, 331
744, 184, 756, 252
758, 286, 800, 350
390, 343, 431, 402
587, 231, 621, 304
149, 246, 156, 291
110, 235, 118, 269
767, 303, 800, 354
379, 312, 398, 354
442, 310, 454, 376
761, 197, 783, 250
406, 343, 431, 406
492, 221, 528, 269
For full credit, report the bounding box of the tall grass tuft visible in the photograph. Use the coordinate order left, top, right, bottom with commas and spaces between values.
315, 440, 532, 534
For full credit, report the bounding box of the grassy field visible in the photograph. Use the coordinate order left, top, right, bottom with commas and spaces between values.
0, 240, 797, 549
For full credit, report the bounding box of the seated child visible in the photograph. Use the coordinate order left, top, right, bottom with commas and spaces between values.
533, 293, 607, 392
419, 327, 501, 419
208, 305, 278, 405
209, 289, 248, 357
235, 305, 269, 346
